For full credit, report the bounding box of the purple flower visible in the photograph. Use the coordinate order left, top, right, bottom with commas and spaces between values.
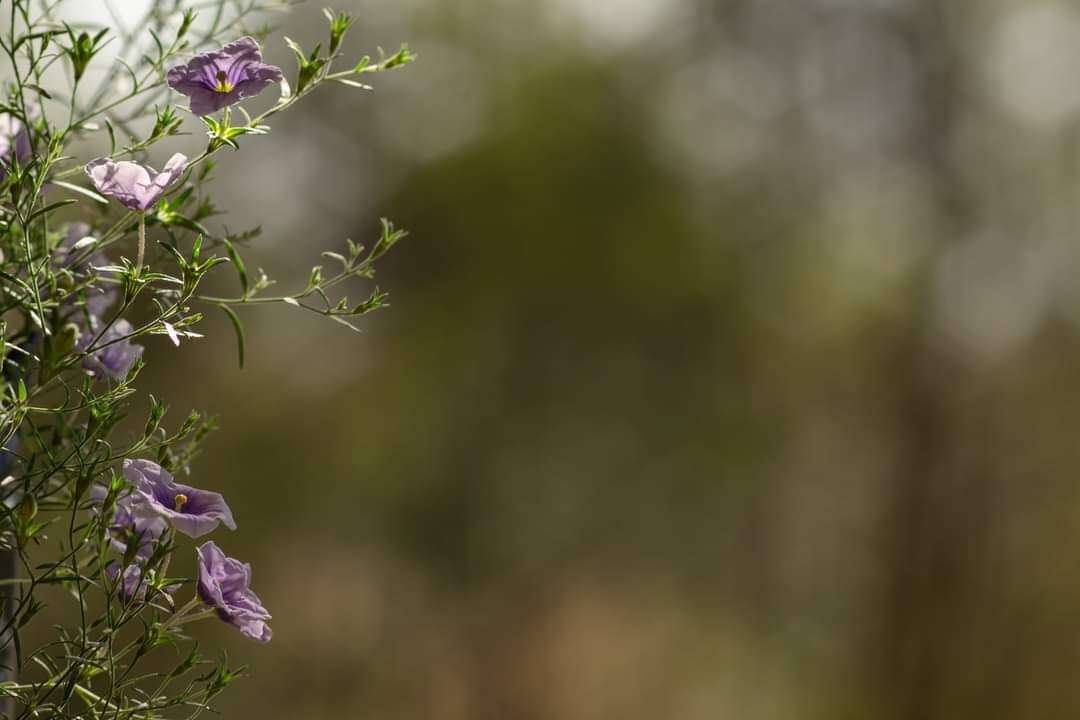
106, 561, 147, 600
85, 153, 187, 212
78, 318, 144, 380
55, 222, 117, 320
197, 541, 272, 643
89, 484, 171, 600
107, 561, 141, 598
0, 112, 31, 181
167, 37, 283, 116
88, 484, 167, 559
124, 459, 236, 538
105, 561, 181, 601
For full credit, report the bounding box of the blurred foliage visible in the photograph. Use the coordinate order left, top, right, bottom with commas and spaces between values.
118, 0, 1080, 718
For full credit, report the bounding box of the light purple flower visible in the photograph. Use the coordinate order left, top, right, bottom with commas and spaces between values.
55, 222, 117, 320
85, 153, 187, 212
124, 459, 236, 538
197, 541, 272, 643
106, 561, 181, 601
88, 484, 167, 559
89, 484, 171, 600
167, 37, 283, 116
78, 318, 144, 380
106, 561, 146, 600
0, 113, 31, 181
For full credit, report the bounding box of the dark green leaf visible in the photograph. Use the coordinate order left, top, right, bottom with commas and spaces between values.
219, 304, 245, 369
222, 238, 249, 296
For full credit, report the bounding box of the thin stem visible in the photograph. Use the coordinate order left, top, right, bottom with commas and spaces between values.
136, 212, 146, 275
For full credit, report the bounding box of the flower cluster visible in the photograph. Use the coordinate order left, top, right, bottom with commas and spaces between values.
86, 39, 282, 216
0, 4, 413, 715
72, 38, 295, 647
71, 41, 285, 406
93, 459, 270, 641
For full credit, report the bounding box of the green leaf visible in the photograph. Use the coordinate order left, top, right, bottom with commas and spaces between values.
163, 214, 211, 236
50, 179, 108, 204
219, 304, 245, 369
27, 199, 77, 223
222, 238, 249, 297
334, 78, 372, 90
23, 84, 52, 99
328, 315, 363, 333
104, 118, 117, 154
283, 36, 306, 63
159, 241, 188, 270
321, 251, 348, 268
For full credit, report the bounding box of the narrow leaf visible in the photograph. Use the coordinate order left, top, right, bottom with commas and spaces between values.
51, 179, 108, 204
27, 199, 77, 223
334, 78, 372, 90
222, 238, 249, 296
219, 304, 245, 369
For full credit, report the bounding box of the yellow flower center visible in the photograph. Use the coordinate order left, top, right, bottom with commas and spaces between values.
214, 70, 233, 94
174, 493, 188, 512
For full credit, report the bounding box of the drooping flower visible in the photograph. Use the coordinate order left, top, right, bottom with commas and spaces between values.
197, 541, 272, 643
167, 37, 283, 116
54, 222, 117, 321
124, 459, 236, 538
0, 112, 32, 181
78, 318, 144, 380
84, 153, 187, 212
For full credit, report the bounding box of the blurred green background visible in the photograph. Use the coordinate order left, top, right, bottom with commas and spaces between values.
115, 0, 1080, 717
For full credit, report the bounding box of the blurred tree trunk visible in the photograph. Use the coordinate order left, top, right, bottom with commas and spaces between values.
874, 2, 997, 718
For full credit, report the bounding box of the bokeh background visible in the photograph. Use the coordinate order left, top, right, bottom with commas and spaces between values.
89, 0, 1080, 717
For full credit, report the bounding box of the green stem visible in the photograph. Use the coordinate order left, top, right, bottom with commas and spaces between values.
136, 212, 146, 275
